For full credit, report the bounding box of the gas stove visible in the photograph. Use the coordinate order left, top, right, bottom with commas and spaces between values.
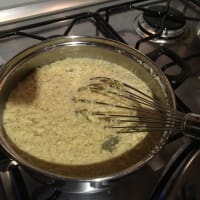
0, 0, 199, 199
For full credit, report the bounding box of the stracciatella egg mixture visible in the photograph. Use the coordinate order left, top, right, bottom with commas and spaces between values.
3, 57, 160, 177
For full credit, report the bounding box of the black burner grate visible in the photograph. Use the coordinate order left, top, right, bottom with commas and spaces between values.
143, 6, 186, 30
0, 0, 199, 47
0, 0, 199, 89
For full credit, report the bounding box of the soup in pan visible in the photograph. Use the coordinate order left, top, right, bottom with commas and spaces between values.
3, 57, 161, 177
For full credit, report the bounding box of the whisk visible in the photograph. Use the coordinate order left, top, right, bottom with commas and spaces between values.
74, 77, 200, 139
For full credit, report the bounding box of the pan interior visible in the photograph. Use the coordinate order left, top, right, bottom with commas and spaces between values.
0, 40, 173, 179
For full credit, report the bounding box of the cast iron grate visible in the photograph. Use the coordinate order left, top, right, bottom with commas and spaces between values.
0, 0, 199, 89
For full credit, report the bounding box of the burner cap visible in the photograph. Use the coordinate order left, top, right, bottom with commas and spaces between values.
136, 6, 186, 43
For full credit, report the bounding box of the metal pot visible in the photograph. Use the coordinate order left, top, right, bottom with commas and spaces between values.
0, 36, 176, 193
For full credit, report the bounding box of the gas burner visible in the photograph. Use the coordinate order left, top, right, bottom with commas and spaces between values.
136, 6, 187, 44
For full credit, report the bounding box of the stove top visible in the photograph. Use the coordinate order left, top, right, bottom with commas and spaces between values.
137, 5, 187, 43
0, 0, 199, 199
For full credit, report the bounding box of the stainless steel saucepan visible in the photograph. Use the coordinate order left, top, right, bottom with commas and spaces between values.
0, 36, 176, 193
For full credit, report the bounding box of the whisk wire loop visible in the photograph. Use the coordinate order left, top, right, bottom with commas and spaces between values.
74, 77, 198, 135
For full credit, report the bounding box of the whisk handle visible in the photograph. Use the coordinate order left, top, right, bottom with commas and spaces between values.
182, 113, 200, 139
